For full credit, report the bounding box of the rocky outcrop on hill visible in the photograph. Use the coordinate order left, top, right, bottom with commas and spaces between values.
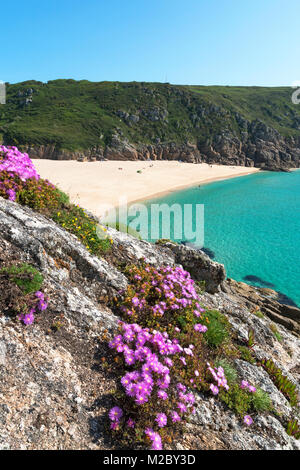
0, 197, 299, 450
25, 120, 300, 171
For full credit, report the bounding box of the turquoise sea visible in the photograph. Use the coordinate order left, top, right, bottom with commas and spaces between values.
131, 170, 300, 307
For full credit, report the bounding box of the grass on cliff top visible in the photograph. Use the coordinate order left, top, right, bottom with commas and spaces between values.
0, 79, 299, 152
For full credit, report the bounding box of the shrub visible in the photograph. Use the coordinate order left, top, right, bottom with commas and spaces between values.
252, 387, 272, 412
203, 310, 230, 348
16, 178, 62, 212
0, 263, 43, 294
0, 263, 47, 324
52, 205, 113, 255
215, 358, 238, 385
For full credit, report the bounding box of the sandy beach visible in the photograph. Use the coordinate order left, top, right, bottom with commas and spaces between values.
34, 160, 260, 217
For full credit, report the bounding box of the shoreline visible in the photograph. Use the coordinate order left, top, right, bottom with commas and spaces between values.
128, 168, 262, 207
34, 160, 261, 217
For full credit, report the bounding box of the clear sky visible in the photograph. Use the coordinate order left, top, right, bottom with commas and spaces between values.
2, 0, 300, 86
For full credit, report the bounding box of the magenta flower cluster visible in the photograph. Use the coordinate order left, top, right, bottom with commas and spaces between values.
0, 145, 40, 201
240, 380, 256, 393
0, 146, 40, 181
207, 363, 229, 396
19, 291, 48, 325
108, 321, 196, 450
122, 265, 206, 319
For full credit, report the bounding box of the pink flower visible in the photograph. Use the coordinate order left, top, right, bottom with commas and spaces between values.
241, 380, 249, 389
109, 406, 123, 421
210, 384, 219, 395
244, 415, 253, 426
156, 413, 167, 428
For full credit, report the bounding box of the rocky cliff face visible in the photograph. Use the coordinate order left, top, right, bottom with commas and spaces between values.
25, 129, 300, 171
0, 197, 299, 450
24, 120, 300, 171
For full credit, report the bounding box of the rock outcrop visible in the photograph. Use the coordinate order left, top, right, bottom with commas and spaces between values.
0, 197, 299, 450
24, 121, 300, 171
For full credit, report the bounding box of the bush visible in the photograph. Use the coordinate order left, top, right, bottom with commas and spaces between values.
252, 387, 272, 412
16, 178, 62, 213
203, 310, 230, 348
0, 263, 47, 324
52, 205, 113, 255
215, 358, 238, 385
219, 383, 253, 416
0, 263, 43, 294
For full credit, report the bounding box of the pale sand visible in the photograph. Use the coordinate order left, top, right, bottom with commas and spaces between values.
34, 160, 260, 217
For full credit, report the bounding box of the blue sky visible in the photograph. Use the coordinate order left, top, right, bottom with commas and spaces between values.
2, 0, 300, 86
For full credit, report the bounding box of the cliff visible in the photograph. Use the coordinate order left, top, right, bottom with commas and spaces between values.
1, 80, 300, 170
0, 197, 299, 450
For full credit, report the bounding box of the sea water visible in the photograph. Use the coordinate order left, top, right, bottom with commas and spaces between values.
131, 170, 300, 307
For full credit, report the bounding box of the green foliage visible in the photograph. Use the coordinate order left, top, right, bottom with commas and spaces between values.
237, 345, 256, 364
0, 263, 43, 294
254, 310, 264, 319
219, 383, 252, 416
203, 310, 230, 348
246, 328, 256, 348
16, 178, 62, 213
56, 188, 70, 205
2, 80, 300, 153
269, 323, 282, 342
286, 419, 300, 439
252, 387, 272, 412
261, 359, 298, 407
195, 280, 206, 293
215, 358, 238, 385
52, 206, 112, 256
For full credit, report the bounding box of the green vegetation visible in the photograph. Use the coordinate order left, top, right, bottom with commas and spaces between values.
0, 263, 43, 294
52, 205, 112, 255
254, 310, 264, 319
251, 387, 272, 412
203, 309, 231, 348
214, 358, 238, 385
270, 323, 282, 342
1, 80, 300, 152
286, 419, 300, 439
261, 359, 298, 407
